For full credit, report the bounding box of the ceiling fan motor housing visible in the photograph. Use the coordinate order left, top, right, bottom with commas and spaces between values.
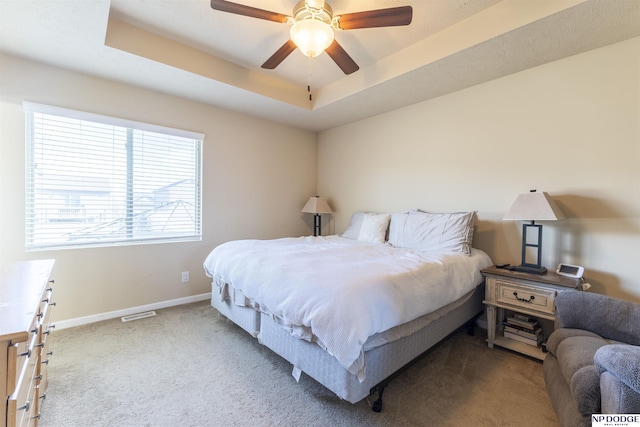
293, 1, 333, 25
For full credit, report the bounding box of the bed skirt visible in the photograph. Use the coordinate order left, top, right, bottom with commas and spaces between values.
211, 286, 260, 337
211, 283, 484, 404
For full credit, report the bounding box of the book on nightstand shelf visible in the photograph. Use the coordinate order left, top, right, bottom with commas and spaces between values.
503, 314, 543, 347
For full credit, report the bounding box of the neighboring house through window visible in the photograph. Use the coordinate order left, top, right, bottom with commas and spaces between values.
24, 102, 203, 250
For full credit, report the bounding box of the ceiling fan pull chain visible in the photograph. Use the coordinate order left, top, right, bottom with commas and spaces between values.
307, 57, 313, 102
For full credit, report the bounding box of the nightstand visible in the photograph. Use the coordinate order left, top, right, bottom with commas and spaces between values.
481, 266, 584, 360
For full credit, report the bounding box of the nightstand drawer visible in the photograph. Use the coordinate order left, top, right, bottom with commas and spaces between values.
495, 280, 556, 314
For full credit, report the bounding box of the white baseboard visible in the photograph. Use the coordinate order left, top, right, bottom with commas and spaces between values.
54, 292, 212, 330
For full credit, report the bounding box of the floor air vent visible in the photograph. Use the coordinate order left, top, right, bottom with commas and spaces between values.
121, 311, 156, 322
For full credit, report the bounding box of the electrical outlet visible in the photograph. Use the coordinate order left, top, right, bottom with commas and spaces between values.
181, 271, 189, 283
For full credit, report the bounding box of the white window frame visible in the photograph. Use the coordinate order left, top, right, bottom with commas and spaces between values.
24, 102, 203, 251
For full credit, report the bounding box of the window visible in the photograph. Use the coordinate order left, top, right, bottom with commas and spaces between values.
24, 102, 203, 250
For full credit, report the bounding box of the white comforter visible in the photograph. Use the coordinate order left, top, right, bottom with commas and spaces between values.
203, 235, 492, 381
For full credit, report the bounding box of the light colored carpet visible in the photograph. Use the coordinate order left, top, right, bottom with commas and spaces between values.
39, 301, 560, 427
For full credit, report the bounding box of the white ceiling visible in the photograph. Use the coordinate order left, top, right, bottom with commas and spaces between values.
1, 0, 639, 131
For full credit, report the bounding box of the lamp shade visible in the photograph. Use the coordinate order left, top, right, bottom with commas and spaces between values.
503, 191, 565, 221
301, 196, 333, 214
290, 19, 334, 58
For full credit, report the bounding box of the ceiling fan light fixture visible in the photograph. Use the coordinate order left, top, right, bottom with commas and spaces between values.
290, 18, 334, 58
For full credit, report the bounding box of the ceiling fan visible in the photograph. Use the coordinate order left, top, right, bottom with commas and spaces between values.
210, 0, 413, 75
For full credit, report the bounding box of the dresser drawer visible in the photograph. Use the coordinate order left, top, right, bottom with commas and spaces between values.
495, 280, 557, 315
7, 386, 38, 427
6, 328, 38, 397
7, 341, 40, 427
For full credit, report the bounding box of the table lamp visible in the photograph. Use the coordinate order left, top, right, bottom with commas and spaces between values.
503, 190, 565, 274
301, 196, 333, 236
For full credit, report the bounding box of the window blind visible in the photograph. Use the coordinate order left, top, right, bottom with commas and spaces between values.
24, 102, 203, 250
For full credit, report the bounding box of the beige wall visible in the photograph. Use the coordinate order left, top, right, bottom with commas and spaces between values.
318, 37, 640, 303
2, 35, 639, 322
0, 54, 317, 321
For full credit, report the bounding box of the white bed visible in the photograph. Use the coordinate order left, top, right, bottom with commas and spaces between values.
203, 211, 493, 409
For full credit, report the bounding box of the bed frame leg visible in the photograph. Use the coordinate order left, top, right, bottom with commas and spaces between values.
371, 384, 386, 412
466, 320, 476, 336
466, 314, 481, 336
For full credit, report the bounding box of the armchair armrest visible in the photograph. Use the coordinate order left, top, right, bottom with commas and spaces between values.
595, 344, 640, 414
555, 292, 640, 345
595, 344, 640, 393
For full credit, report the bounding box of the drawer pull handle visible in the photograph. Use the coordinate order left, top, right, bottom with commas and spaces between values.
18, 401, 30, 412
42, 359, 50, 365
34, 374, 43, 381
513, 291, 535, 303
35, 343, 45, 348
42, 298, 49, 303
33, 413, 41, 420
19, 349, 32, 358
40, 393, 47, 400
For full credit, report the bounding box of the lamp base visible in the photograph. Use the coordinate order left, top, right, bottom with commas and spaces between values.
512, 265, 547, 275
313, 213, 321, 237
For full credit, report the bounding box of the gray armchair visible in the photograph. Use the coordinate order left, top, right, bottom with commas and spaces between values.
543, 291, 640, 426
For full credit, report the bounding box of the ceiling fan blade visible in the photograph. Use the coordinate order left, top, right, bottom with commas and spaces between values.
261, 40, 297, 69
325, 40, 359, 75
210, 0, 289, 23
336, 6, 413, 30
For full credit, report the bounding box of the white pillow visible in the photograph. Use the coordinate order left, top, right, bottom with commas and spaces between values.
389, 211, 475, 254
341, 212, 367, 240
388, 213, 407, 245
357, 213, 391, 244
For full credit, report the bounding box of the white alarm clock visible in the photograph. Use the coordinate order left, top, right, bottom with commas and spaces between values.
556, 263, 584, 279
